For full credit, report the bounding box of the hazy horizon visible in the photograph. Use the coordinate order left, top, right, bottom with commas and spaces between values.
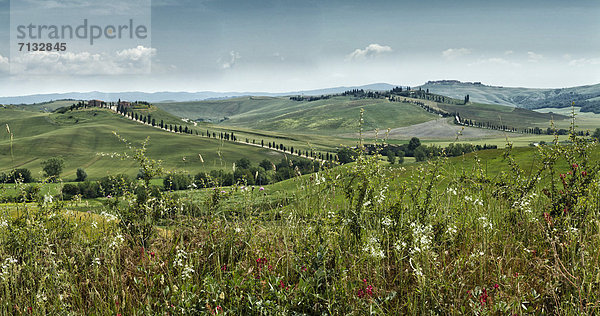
1, 0, 599, 96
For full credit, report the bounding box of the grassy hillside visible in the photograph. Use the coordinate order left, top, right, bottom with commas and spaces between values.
420, 80, 600, 111
157, 96, 440, 134
0, 108, 289, 180
438, 101, 568, 129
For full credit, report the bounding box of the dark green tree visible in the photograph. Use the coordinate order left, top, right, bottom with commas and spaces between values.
387, 152, 396, 164
76, 168, 87, 182
42, 157, 65, 181
337, 147, 357, 164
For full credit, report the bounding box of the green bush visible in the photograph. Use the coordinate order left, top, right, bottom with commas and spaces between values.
7, 168, 34, 183
163, 172, 192, 191
62, 183, 80, 200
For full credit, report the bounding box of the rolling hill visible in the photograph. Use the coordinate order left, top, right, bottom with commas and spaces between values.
419, 80, 600, 112
0, 108, 290, 180
156, 96, 440, 135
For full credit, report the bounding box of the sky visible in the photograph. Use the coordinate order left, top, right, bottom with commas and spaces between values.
0, 0, 599, 96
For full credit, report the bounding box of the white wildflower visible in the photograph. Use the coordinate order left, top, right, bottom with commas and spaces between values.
43, 194, 53, 204
410, 222, 433, 255
100, 211, 117, 222
381, 216, 394, 227
446, 224, 458, 236
174, 248, 188, 267
363, 236, 385, 259
181, 264, 194, 280
479, 216, 493, 230
109, 234, 124, 249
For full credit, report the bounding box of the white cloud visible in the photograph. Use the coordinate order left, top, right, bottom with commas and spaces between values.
442, 48, 471, 60
347, 44, 392, 60
220, 51, 241, 69
568, 57, 600, 67
0, 54, 9, 73
527, 51, 543, 63
468, 57, 521, 67
10, 46, 155, 75
504, 50, 514, 55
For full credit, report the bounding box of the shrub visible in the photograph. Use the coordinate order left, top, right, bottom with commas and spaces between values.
77, 180, 100, 198
337, 147, 357, 164
8, 168, 34, 183
62, 183, 80, 200
163, 172, 192, 191
98, 174, 131, 197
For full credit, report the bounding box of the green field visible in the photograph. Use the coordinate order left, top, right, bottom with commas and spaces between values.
0, 108, 290, 180
437, 101, 568, 129
157, 96, 440, 135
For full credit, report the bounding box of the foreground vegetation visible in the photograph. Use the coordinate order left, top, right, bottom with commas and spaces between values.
0, 119, 599, 314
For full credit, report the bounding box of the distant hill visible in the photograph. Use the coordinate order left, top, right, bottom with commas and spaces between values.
0, 83, 397, 105
419, 81, 600, 113
4, 81, 600, 113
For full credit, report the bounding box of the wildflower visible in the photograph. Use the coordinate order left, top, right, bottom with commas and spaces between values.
582, 171, 588, 177
301, 266, 307, 272
259, 187, 265, 191
221, 264, 227, 271
479, 288, 488, 306
181, 265, 194, 280
43, 194, 53, 204
494, 283, 499, 290
363, 236, 385, 259
572, 163, 578, 169
357, 289, 365, 298
215, 306, 223, 314
446, 224, 458, 236
149, 251, 155, 259
381, 216, 394, 227
279, 280, 288, 290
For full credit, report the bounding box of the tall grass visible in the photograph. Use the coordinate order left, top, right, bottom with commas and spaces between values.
0, 117, 599, 314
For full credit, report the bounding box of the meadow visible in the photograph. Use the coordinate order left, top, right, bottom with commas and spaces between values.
0, 122, 599, 314
2, 97, 600, 314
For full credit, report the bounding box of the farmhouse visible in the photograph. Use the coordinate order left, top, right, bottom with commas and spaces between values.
88, 100, 104, 107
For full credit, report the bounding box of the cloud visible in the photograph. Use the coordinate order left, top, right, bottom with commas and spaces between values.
568, 57, 600, 67
220, 51, 241, 69
0, 54, 9, 73
468, 57, 520, 67
504, 50, 514, 55
347, 44, 392, 60
442, 48, 471, 60
10, 46, 156, 75
527, 51, 543, 63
